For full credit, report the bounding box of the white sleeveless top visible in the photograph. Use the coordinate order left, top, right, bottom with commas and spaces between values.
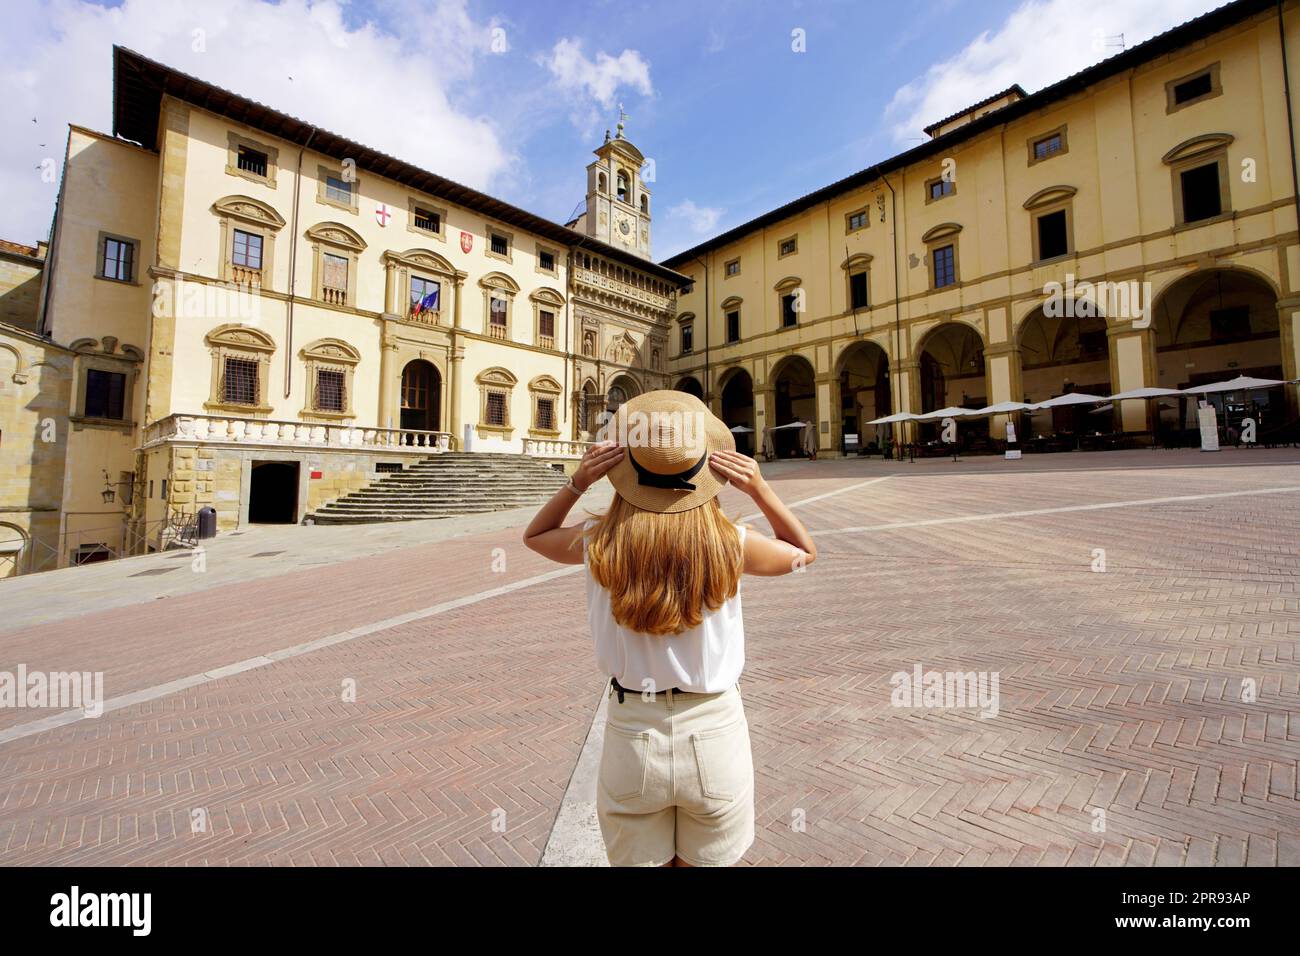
583, 521, 746, 694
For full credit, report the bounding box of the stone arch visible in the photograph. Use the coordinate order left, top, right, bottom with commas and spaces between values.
212, 194, 286, 229
305, 221, 366, 252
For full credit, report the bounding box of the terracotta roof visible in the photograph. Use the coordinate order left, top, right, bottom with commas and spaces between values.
0, 239, 43, 260
111, 47, 689, 287
922, 84, 1028, 136
663, 0, 1272, 269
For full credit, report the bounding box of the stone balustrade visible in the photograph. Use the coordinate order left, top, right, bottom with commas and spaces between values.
143, 413, 456, 452
522, 437, 591, 459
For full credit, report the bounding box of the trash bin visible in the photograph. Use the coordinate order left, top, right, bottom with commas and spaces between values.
197, 506, 217, 540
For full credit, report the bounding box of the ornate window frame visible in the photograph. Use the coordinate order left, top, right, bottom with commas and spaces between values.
677, 311, 695, 356
225, 131, 279, 189
1023, 185, 1077, 263
921, 222, 963, 290
528, 374, 563, 437
69, 339, 141, 429
530, 287, 565, 350
476, 366, 518, 437
306, 222, 367, 309
774, 275, 804, 328
407, 197, 448, 241
299, 338, 361, 420
204, 323, 275, 415
479, 271, 520, 340
316, 164, 361, 214
1162, 133, 1235, 228
213, 195, 285, 288
841, 253, 873, 312
721, 295, 743, 344
383, 247, 458, 326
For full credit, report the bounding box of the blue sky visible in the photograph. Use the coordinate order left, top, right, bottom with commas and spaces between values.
1, 0, 1227, 258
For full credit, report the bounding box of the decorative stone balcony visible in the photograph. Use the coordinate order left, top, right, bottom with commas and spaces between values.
143, 413, 456, 452
522, 437, 591, 459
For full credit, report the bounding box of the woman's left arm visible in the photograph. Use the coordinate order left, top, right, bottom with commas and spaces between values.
522, 441, 624, 564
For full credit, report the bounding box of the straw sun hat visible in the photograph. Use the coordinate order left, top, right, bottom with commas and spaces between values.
602, 390, 736, 514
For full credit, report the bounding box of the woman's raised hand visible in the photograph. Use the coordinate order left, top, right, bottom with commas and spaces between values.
708, 449, 766, 497
573, 441, 625, 492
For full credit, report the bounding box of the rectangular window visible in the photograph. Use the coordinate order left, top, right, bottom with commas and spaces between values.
237, 146, 268, 178
485, 390, 507, 426
84, 369, 126, 420
681, 323, 693, 354
101, 237, 135, 282
315, 369, 346, 412
1180, 162, 1223, 223
1210, 306, 1251, 344
847, 210, 868, 232
325, 175, 352, 204
232, 229, 263, 270
539, 250, 556, 272
932, 245, 956, 289
536, 398, 555, 431
1033, 134, 1063, 161
1173, 72, 1213, 105
322, 253, 348, 302
538, 309, 555, 348
410, 275, 440, 319
849, 272, 869, 310
928, 179, 954, 201
413, 205, 441, 233
726, 310, 740, 343
1036, 210, 1069, 260
779, 237, 798, 257
222, 357, 259, 406
490, 233, 509, 256
489, 296, 508, 338
725, 259, 740, 277
781, 293, 798, 327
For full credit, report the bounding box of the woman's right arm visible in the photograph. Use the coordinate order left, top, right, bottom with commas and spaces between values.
708, 450, 816, 576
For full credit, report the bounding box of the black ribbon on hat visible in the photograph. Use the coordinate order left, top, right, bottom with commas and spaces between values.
628, 448, 708, 490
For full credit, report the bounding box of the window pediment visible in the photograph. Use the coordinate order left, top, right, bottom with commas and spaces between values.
840, 253, 873, 271
300, 338, 361, 365
720, 296, 743, 310
205, 323, 275, 353
479, 271, 520, 295
530, 287, 565, 306
213, 195, 286, 230
529, 374, 563, 394
921, 222, 963, 243
676, 311, 696, 325
1023, 185, 1078, 210
1162, 133, 1234, 165
773, 276, 802, 293
476, 366, 518, 387
305, 221, 366, 252
385, 248, 456, 276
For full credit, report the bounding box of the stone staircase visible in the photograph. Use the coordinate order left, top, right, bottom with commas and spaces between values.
308, 452, 570, 524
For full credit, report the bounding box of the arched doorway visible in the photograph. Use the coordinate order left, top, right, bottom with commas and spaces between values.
674, 376, 704, 399
606, 374, 640, 414
1151, 269, 1287, 440
400, 360, 441, 433
1018, 306, 1111, 440
837, 342, 890, 453
718, 368, 755, 457
918, 323, 988, 443
770, 355, 817, 458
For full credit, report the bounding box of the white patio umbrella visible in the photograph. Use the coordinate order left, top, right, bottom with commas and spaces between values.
1180, 375, 1285, 394
1032, 392, 1108, 408
728, 425, 754, 433
770, 420, 807, 430
1107, 386, 1183, 401
914, 406, 978, 421
867, 411, 919, 424
976, 400, 1036, 415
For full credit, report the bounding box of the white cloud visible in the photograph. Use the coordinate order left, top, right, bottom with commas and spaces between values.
884, 0, 1227, 144
668, 199, 724, 235
539, 38, 652, 134
0, 0, 513, 243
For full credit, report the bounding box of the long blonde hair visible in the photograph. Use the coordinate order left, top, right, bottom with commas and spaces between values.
585, 493, 743, 636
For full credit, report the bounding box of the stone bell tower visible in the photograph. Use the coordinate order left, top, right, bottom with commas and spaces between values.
581, 108, 651, 259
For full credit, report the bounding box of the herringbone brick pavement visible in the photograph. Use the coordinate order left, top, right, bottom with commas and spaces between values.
0, 454, 1297, 865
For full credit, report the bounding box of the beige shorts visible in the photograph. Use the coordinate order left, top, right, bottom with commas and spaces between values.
596, 681, 755, 867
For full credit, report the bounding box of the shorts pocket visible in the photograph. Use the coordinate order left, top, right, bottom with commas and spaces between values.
600, 724, 650, 802
691, 717, 752, 802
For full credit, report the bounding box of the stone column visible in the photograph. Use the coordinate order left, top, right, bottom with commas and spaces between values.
1108, 323, 1154, 432
895, 358, 921, 444
378, 322, 398, 431
983, 341, 1021, 438
449, 346, 465, 447
816, 371, 837, 455
1279, 299, 1300, 419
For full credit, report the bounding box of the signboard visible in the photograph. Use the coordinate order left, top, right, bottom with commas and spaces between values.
1197, 403, 1220, 452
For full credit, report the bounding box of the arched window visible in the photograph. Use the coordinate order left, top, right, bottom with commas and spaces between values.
598, 172, 607, 194
617, 171, 630, 203
640, 194, 649, 215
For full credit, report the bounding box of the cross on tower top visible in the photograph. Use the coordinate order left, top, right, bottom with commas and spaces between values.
616, 103, 628, 138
